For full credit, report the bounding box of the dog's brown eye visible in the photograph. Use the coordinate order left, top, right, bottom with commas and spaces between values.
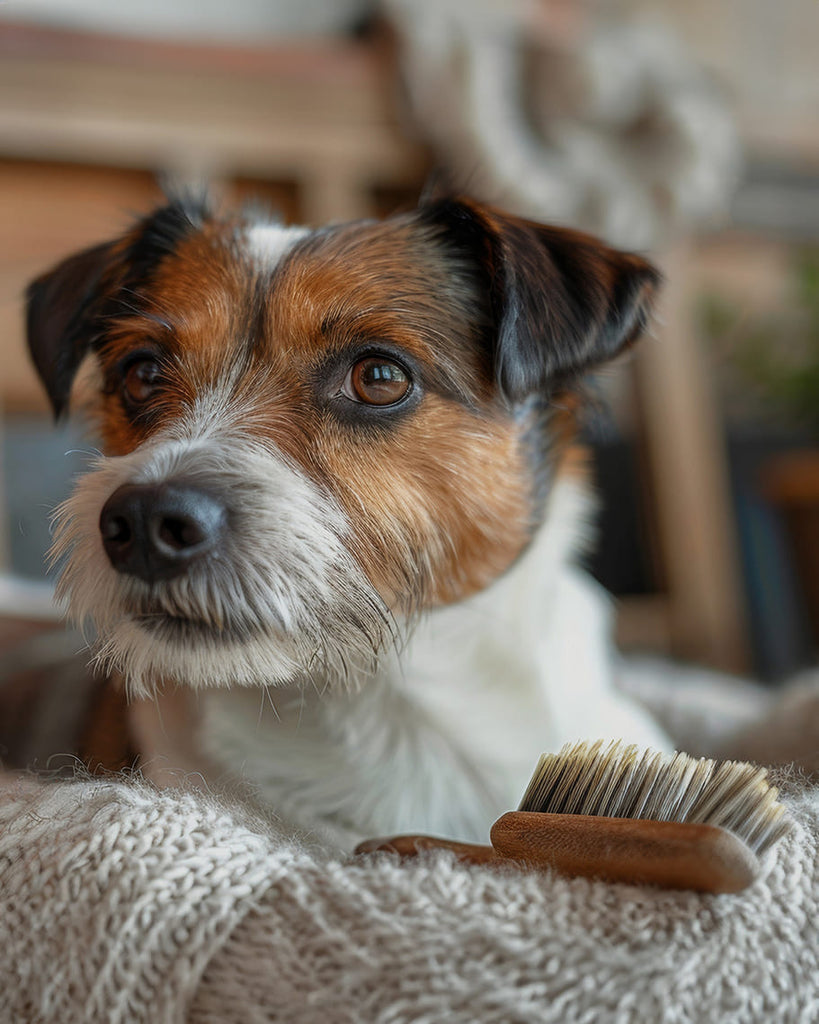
345, 357, 410, 406
123, 359, 160, 404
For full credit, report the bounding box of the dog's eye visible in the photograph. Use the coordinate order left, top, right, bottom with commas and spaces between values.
343, 357, 411, 406
122, 359, 161, 405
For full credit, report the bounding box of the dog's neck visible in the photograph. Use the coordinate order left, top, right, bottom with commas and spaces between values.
155, 474, 663, 849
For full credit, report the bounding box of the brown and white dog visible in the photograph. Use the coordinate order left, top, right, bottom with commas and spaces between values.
26, 195, 667, 848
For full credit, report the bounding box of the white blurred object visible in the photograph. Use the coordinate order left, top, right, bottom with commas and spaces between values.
0, 0, 372, 41
0, 573, 58, 621
385, 0, 740, 248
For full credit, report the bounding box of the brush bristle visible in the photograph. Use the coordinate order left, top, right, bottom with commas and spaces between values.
518, 740, 794, 857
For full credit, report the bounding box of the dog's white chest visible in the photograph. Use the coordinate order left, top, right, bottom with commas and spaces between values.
198, 481, 667, 848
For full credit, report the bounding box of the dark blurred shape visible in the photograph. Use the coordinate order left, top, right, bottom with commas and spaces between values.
588, 438, 658, 599
762, 451, 819, 653
0, 619, 133, 774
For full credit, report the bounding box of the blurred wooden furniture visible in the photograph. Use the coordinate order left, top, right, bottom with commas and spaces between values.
618, 244, 749, 673
0, 21, 750, 671
0, 21, 428, 415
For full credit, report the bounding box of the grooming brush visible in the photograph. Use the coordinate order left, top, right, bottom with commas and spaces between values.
357, 740, 794, 893
488, 740, 794, 893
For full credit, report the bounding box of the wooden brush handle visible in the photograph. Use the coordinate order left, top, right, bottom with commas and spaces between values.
490, 811, 760, 893
355, 814, 759, 893
355, 834, 502, 865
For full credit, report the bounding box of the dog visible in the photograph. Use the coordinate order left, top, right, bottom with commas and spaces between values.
26, 194, 668, 849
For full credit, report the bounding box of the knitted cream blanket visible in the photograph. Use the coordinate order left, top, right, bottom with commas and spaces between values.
2, 670, 819, 1023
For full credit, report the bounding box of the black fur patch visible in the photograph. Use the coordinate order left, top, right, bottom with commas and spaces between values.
420, 198, 661, 404
124, 195, 209, 286
26, 196, 208, 417
26, 240, 118, 418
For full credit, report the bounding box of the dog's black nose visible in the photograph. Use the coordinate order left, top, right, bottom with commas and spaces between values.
99, 483, 226, 582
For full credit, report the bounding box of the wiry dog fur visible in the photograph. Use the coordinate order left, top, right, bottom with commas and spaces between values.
27, 194, 668, 845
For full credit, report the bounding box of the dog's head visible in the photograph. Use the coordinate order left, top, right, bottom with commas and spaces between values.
27, 195, 658, 695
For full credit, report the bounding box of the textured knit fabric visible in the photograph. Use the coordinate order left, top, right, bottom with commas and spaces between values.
2, 676, 819, 1024
0, 778, 285, 1024
190, 789, 819, 1024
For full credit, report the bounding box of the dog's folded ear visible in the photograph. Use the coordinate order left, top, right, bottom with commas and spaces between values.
26, 196, 209, 418
26, 240, 122, 418
422, 198, 661, 404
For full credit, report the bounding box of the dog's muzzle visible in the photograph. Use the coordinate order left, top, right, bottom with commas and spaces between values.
99, 482, 226, 583
51, 425, 393, 692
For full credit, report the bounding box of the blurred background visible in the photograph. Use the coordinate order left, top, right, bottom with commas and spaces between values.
1, 0, 818, 697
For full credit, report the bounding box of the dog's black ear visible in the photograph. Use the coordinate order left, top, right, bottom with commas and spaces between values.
26, 195, 210, 418
423, 198, 661, 403
26, 240, 121, 418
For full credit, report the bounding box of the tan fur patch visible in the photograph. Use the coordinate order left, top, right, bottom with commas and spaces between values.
83, 213, 569, 611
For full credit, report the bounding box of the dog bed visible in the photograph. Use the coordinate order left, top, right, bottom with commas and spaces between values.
2, 671, 818, 1024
